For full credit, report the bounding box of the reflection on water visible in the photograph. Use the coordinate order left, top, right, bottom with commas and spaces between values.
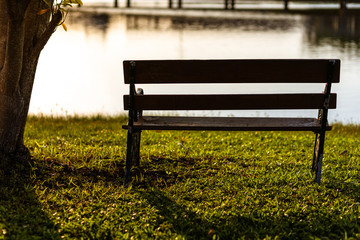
305, 14, 360, 44
31, 10, 360, 123
127, 15, 299, 31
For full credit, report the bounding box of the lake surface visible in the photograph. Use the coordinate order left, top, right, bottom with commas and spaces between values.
30, 7, 360, 123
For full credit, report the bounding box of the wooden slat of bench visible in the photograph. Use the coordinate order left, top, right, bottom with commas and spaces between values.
122, 116, 331, 131
123, 93, 337, 110
123, 59, 341, 84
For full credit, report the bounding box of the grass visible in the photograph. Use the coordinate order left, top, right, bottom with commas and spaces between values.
1, 115, 360, 239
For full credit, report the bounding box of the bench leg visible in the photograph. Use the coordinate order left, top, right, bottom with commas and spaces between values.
132, 130, 141, 167
312, 132, 325, 184
124, 129, 142, 187
124, 130, 133, 186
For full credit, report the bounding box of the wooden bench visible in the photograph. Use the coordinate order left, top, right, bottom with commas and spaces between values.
122, 59, 340, 186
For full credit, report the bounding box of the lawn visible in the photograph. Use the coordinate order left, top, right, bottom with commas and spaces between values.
0, 115, 359, 239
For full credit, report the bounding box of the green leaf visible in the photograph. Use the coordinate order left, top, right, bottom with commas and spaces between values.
61, 0, 83, 6
42, 0, 51, 7
73, 0, 83, 5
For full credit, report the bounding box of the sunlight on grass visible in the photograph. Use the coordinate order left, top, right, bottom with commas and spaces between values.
0, 116, 359, 239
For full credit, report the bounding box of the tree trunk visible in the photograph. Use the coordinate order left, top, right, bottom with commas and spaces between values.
0, 0, 62, 162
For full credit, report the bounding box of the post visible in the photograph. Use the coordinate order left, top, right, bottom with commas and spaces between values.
339, 0, 347, 11
127, 0, 131, 8
178, 0, 182, 9
284, 0, 289, 10
169, 0, 172, 8
231, 0, 235, 10
225, 0, 229, 9
114, 0, 118, 8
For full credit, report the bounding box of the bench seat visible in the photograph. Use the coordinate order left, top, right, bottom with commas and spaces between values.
123, 116, 331, 132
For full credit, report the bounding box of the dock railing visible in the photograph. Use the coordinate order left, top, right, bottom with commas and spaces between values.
117, 0, 355, 11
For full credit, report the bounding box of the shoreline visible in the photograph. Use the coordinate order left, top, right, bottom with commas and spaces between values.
72, 4, 360, 18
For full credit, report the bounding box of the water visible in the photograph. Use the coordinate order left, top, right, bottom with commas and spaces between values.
30, 7, 360, 123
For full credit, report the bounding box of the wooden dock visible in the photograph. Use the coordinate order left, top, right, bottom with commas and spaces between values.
114, 0, 353, 11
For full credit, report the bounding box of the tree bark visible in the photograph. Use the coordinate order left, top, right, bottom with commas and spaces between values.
0, 0, 62, 162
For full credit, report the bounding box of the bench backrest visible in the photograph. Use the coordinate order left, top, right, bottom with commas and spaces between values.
123, 59, 340, 111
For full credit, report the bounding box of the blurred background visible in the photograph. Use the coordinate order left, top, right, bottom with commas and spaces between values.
30, 0, 360, 123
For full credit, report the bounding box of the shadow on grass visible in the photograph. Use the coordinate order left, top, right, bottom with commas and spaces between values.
132, 157, 360, 239
136, 187, 217, 239
3, 152, 357, 239
0, 158, 60, 239
135, 184, 281, 239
